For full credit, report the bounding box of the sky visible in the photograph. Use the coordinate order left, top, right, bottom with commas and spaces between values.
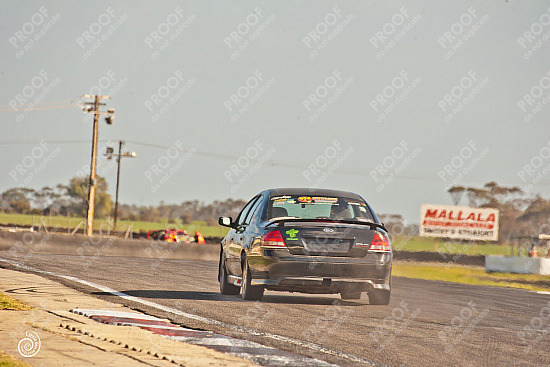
1, 0, 550, 224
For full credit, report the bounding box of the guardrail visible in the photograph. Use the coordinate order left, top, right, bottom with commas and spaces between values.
0, 229, 219, 262
0, 229, 489, 266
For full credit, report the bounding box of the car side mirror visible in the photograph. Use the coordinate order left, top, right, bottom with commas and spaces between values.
219, 216, 233, 228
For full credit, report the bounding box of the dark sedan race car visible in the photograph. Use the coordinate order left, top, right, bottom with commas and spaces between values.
218, 188, 392, 304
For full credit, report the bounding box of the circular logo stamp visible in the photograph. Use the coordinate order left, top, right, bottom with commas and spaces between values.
18, 331, 41, 358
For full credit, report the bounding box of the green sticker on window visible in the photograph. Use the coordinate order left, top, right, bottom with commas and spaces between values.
286, 228, 298, 239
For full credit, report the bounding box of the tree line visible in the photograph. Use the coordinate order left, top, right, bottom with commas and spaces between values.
0, 176, 247, 225
376, 182, 550, 243
448, 181, 549, 241
2, 179, 549, 241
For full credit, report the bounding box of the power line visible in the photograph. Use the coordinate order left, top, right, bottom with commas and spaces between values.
0, 104, 78, 112
0, 140, 91, 145
0, 139, 548, 186
0, 97, 82, 112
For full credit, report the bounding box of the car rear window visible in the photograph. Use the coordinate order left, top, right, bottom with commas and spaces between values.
268, 195, 375, 221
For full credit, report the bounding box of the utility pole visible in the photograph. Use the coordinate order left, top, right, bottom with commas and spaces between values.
82, 94, 115, 237
114, 140, 123, 232
105, 141, 136, 232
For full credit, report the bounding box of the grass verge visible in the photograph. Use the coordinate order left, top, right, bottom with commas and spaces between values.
0, 293, 32, 311
0, 212, 228, 237
392, 261, 550, 292
0, 350, 31, 367
392, 236, 510, 256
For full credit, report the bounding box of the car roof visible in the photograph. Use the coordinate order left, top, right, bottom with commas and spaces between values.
262, 188, 363, 200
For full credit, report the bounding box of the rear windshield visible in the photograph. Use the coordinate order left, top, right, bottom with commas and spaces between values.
268, 195, 375, 221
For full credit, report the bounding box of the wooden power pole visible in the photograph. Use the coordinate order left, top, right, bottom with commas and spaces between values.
82, 94, 114, 237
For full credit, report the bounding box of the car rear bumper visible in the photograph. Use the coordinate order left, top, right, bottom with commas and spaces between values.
248, 253, 391, 293
251, 276, 390, 293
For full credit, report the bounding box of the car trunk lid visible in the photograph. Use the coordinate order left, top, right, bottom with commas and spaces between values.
276, 221, 377, 257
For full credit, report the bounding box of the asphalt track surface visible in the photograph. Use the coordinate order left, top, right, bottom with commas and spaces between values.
1, 250, 549, 367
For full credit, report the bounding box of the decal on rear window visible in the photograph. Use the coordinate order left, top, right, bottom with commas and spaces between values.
312, 196, 338, 203
271, 196, 291, 201
285, 228, 299, 239
268, 194, 375, 222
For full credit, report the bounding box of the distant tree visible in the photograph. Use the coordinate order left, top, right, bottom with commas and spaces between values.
1, 187, 35, 214
461, 182, 531, 241
466, 187, 492, 208
447, 186, 466, 205
206, 217, 217, 226
180, 213, 193, 224
64, 176, 112, 218
517, 195, 550, 235
378, 213, 405, 235
33, 186, 57, 211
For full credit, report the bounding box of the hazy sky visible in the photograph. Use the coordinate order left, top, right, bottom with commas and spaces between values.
2, 1, 550, 224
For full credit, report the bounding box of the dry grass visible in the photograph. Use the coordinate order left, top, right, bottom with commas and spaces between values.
393, 261, 550, 292
0, 293, 32, 311
0, 350, 31, 367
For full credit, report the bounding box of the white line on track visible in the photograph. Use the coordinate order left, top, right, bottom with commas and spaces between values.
0, 257, 383, 366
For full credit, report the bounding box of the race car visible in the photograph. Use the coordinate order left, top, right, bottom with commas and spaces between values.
218, 188, 392, 304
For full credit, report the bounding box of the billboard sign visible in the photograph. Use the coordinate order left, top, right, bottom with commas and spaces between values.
420, 204, 499, 241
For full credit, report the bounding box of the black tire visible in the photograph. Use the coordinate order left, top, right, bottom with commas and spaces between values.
340, 292, 362, 300
368, 289, 391, 305
219, 253, 240, 295
241, 259, 264, 301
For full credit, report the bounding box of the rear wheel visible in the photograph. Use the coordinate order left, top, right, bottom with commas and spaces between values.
219, 253, 240, 295
340, 292, 362, 300
242, 259, 264, 301
368, 289, 391, 305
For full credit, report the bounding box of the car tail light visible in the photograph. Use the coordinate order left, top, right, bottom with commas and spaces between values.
368, 233, 391, 252
261, 230, 287, 248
